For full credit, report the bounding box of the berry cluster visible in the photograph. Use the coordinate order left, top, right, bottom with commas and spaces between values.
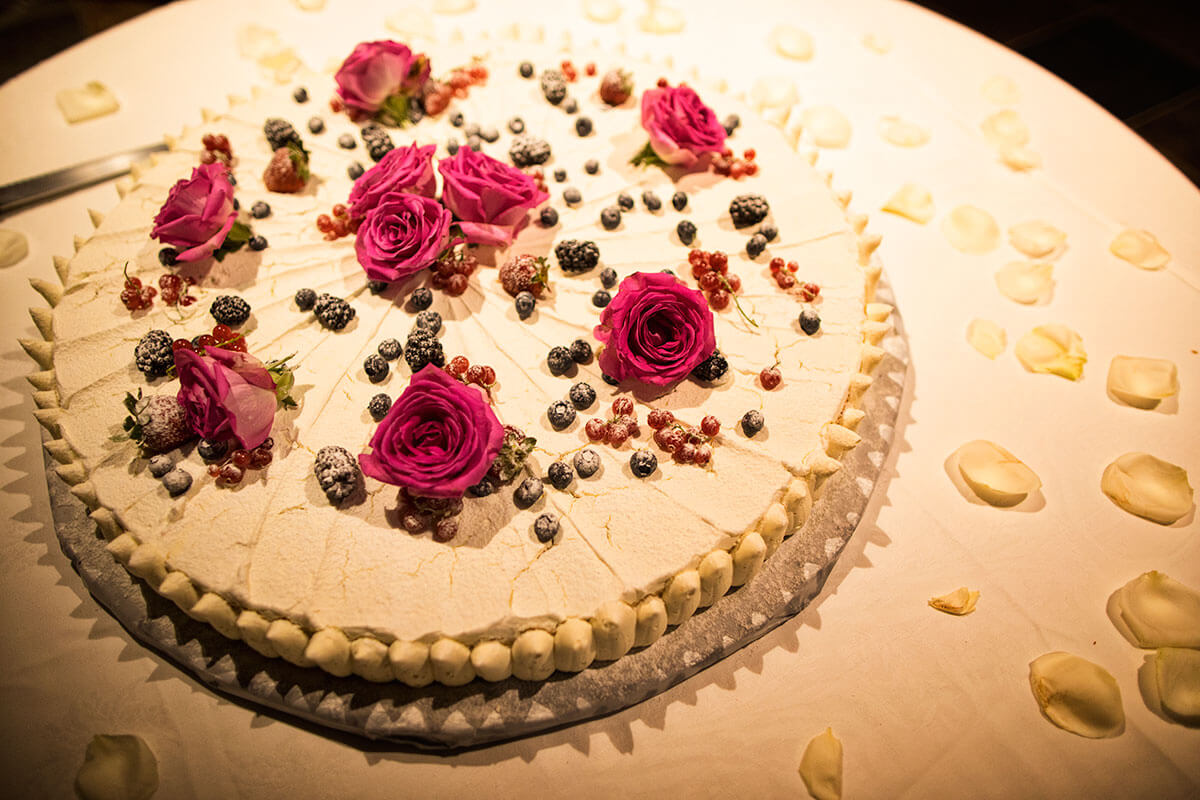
445, 61, 489, 97
431, 250, 477, 296
316, 203, 360, 241
397, 489, 464, 542
768, 256, 820, 297
712, 147, 758, 179
171, 322, 249, 358
648, 410, 719, 466
199, 133, 233, 166
687, 249, 742, 311
445, 354, 496, 391
559, 59, 580, 82
585, 397, 641, 447
203, 436, 274, 487
119, 265, 157, 311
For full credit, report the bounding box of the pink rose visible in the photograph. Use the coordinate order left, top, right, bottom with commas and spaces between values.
594, 272, 716, 388
174, 347, 277, 449
347, 143, 437, 218
151, 163, 237, 262
639, 84, 727, 168
354, 193, 453, 283
358, 365, 504, 498
437, 148, 549, 246
335, 40, 430, 115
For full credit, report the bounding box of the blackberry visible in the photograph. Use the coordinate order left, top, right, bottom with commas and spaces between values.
547, 346, 573, 376
249, 201, 271, 219
553, 168, 567, 182
569, 381, 596, 409
294, 288, 316, 311
263, 117, 303, 152
210, 295, 251, 326
671, 191, 688, 211
600, 267, 618, 288
158, 247, 178, 267
367, 139, 395, 162
746, 233, 768, 259
162, 469, 193, 497
691, 350, 729, 382
546, 400, 576, 430
337, 133, 356, 149
564, 98, 578, 114
630, 449, 658, 478
515, 291, 536, 319
248, 235, 268, 251
722, 113, 741, 136
509, 116, 525, 134
592, 290, 612, 308
307, 116, 325, 134
409, 287, 433, 311
451, 112, 465, 127
676, 220, 697, 245
233, 199, 240, 211
404, 332, 444, 372
148, 455, 174, 478
445, 139, 460, 156
377, 338, 402, 360
584, 159, 599, 175
367, 280, 388, 295
641, 190, 662, 211
468, 477, 496, 497
617, 192, 634, 211
575, 116, 593, 136
540, 70, 567, 105
467, 135, 483, 152
197, 438, 228, 462
368, 393, 392, 421
361, 122, 395, 162
555, 239, 600, 273
799, 308, 821, 335
600, 206, 621, 230
518, 61, 534, 78
574, 449, 601, 478
292, 86, 309, 103
569, 339, 593, 364
415, 309, 442, 334
314, 445, 362, 503
509, 134, 551, 167
347, 162, 365, 180
134, 330, 174, 378
313, 293, 355, 330
759, 223, 778, 242
534, 513, 560, 543
547, 461, 574, 491
363, 354, 389, 382
729, 194, 770, 228
480, 125, 500, 143
514, 477, 544, 508
741, 410, 765, 437
563, 187, 582, 206
540, 207, 559, 227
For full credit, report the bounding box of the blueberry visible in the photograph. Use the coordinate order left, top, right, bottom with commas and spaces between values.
446, 138, 460, 156
759, 223, 778, 242
468, 477, 496, 497
519, 61, 534, 78
515, 291, 536, 319
294, 288, 316, 311
248, 235, 268, 251
722, 113, 741, 136
307, 116, 324, 134
232, 198, 240, 211
480, 126, 500, 143
534, 513, 560, 543
630, 450, 658, 478
540, 206, 559, 227
547, 461, 574, 490
249, 201, 271, 219
364, 354, 389, 382
547, 346, 573, 375
659, 268, 676, 276
746, 233, 768, 259
553, 168, 567, 182
514, 477, 544, 508
641, 190, 662, 211
568, 338, 592, 364
367, 280, 389, 295
377, 338, 402, 361
799, 308, 821, 335
467, 135, 483, 152
617, 192, 634, 211
575, 116, 593, 136
677, 220, 697, 245
601, 373, 619, 386
409, 287, 433, 311
741, 410, 765, 437
546, 400, 576, 430
574, 449, 601, 478
415, 309, 442, 334
671, 191, 688, 211
569, 381, 596, 409
600, 206, 621, 230
158, 247, 178, 267
368, 393, 392, 421
337, 133, 356, 149
508, 117, 525, 134
347, 162, 365, 180
148, 455, 174, 478
584, 159, 599, 175
292, 86, 309, 103
564, 98, 578, 114
451, 112, 465, 127
197, 438, 229, 462
592, 290, 612, 308
162, 469, 193, 497
563, 187, 582, 206
599, 267, 618, 288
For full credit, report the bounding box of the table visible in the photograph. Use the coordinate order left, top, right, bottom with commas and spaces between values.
1, 0, 1196, 797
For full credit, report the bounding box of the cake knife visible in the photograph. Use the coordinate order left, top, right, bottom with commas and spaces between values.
0, 142, 170, 216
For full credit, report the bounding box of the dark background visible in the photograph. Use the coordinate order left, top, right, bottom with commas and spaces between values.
1, 0, 1197, 184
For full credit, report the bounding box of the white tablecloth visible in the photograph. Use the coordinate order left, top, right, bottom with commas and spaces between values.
1, 1, 1197, 797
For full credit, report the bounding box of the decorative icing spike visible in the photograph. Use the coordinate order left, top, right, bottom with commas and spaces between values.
30, 278, 63, 307
128, 163, 144, 181
52, 255, 71, 284
29, 306, 53, 339
32, 390, 58, 409
115, 177, 132, 198
158, 572, 200, 612
818, 169, 833, 186
70, 481, 98, 508
200, 107, 218, 123
191, 593, 242, 640
862, 263, 882, 302
26, 370, 54, 391
860, 343, 885, 372
848, 212, 867, 233
89, 507, 122, 539
821, 423, 861, 457
857, 233, 882, 265
43, 439, 73, 464
106, 533, 138, 563
861, 320, 890, 345
227, 94, 247, 106
835, 189, 853, 209
19, 338, 53, 369
33, 408, 62, 436
847, 374, 873, 404
866, 302, 893, 322
55, 462, 87, 485
839, 408, 866, 431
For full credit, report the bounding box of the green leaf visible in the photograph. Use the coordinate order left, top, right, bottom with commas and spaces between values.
629, 140, 668, 168
225, 221, 252, 243
285, 141, 311, 182
378, 93, 412, 128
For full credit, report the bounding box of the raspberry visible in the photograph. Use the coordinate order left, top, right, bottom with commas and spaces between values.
499, 254, 550, 297
314, 445, 361, 503
134, 330, 174, 378
508, 134, 552, 167
313, 293, 356, 330
729, 194, 770, 228
209, 295, 251, 326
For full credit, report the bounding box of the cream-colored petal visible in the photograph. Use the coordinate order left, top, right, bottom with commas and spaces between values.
798, 727, 843, 800
1156, 648, 1200, 722
56, 81, 119, 124
878, 115, 930, 147
981, 75, 1020, 105
801, 105, 852, 148
637, 4, 685, 34
954, 439, 1041, 507
1110, 229, 1170, 270
770, 25, 814, 61
386, 6, 435, 38
1008, 220, 1067, 258
1029, 652, 1124, 738
995, 261, 1054, 304
929, 587, 980, 615
881, 183, 934, 224
981, 109, 1030, 149
998, 145, 1042, 171
863, 32, 891, 53
750, 78, 799, 112
1106, 356, 1179, 409
1101, 453, 1193, 525
582, 0, 622, 23
966, 319, 1006, 359
941, 205, 1000, 253
75, 734, 159, 800
1114, 571, 1200, 648
432, 0, 475, 13
236, 24, 282, 60
1015, 324, 1086, 380
0, 229, 29, 268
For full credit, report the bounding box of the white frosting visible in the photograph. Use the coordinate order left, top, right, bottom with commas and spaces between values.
47, 42, 872, 680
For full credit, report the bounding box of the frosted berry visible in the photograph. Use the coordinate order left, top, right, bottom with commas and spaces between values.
250, 201, 271, 219
547, 461, 574, 490
134, 330, 174, 378
729, 194, 769, 228
799, 308, 821, 335
210, 295, 251, 326
409, 287, 434, 311
468, 477, 496, 497
197, 438, 228, 462
313, 294, 355, 330
433, 517, 458, 543
691, 350, 728, 382
509, 116, 526, 134
575, 116, 593, 137
568, 339, 592, 364
677, 220, 697, 245
671, 191, 688, 211
539, 206, 559, 227
363, 354, 389, 382
759, 223, 778, 242
569, 381, 596, 409
746, 233, 768, 259
515, 291, 536, 319
547, 400, 576, 430
148, 455, 174, 478
534, 513, 559, 543
741, 410, 765, 437
700, 416, 721, 437
641, 190, 662, 211
162, 469, 192, 497
547, 346, 573, 376
600, 206, 621, 230
574, 449, 601, 478
415, 309, 442, 334
600, 267, 618, 288
759, 367, 782, 390
592, 290, 611, 308
629, 449, 658, 478
368, 393, 392, 421
612, 397, 634, 416
377, 338, 402, 361
314, 445, 361, 503
585, 418, 607, 441
294, 288, 316, 311
647, 409, 674, 429
509, 134, 552, 167
584, 159, 599, 175
514, 477, 544, 508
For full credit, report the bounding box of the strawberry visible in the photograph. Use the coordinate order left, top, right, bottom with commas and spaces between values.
263, 142, 309, 193
499, 254, 550, 298
599, 69, 634, 107
121, 392, 196, 455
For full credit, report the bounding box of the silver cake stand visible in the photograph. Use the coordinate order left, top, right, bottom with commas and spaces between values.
47, 281, 909, 750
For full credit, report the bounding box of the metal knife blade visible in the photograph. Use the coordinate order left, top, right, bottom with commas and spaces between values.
0, 142, 171, 216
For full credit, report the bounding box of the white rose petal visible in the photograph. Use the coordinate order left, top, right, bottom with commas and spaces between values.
0, 229, 29, 268
1110, 229, 1170, 270
941, 205, 1000, 253
1015, 324, 1087, 381
798, 727, 843, 800
995, 261, 1054, 305
1101, 453, 1193, 525
981, 75, 1020, 105
1155, 648, 1200, 722
56, 81, 119, 124
432, 0, 475, 13
582, 0, 622, 23
929, 587, 980, 615
637, 4, 685, 34
999, 145, 1042, 171
878, 115, 930, 147
770, 25, 814, 61
749, 78, 799, 112
863, 32, 892, 54
981, 109, 1030, 148
953, 439, 1042, 507
386, 7, 435, 38
1106, 356, 1179, 409
881, 183, 934, 224
1029, 652, 1124, 739
1008, 220, 1067, 258
1113, 571, 1200, 649
75, 735, 159, 800
801, 105, 852, 149
966, 319, 1006, 359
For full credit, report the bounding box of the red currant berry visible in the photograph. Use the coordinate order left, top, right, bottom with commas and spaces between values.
208, 464, 223, 478
214, 134, 230, 154
743, 148, 756, 161
759, 367, 782, 390
730, 162, 746, 179
696, 272, 720, 291
769, 256, 785, 272
172, 338, 193, 352
787, 261, 799, 273
725, 274, 742, 292
709, 251, 728, 273
585, 418, 608, 441
332, 203, 347, 218
202, 133, 216, 149
449, 356, 470, 375
674, 443, 696, 463
687, 249, 706, 266
585, 62, 596, 76
693, 444, 712, 465
611, 397, 634, 416
479, 366, 496, 385
721, 147, 733, 159
453, 255, 478, 276
219, 463, 244, 485
708, 290, 731, 310
605, 426, 628, 447
776, 273, 796, 289
465, 365, 485, 384
180, 295, 197, 306
124, 275, 142, 289
227, 337, 248, 353
647, 409, 674, 430
249, 448, 273, 469
446, 273, 469, 295
657, 427, 684, 452
700, 416, 720, 437
212, 324, 233, 341
316, 214, 333, 233
657, 77, 669, 88
744, 162, 759, 176
194, 334, 218, 351
230, 449, 251, 468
